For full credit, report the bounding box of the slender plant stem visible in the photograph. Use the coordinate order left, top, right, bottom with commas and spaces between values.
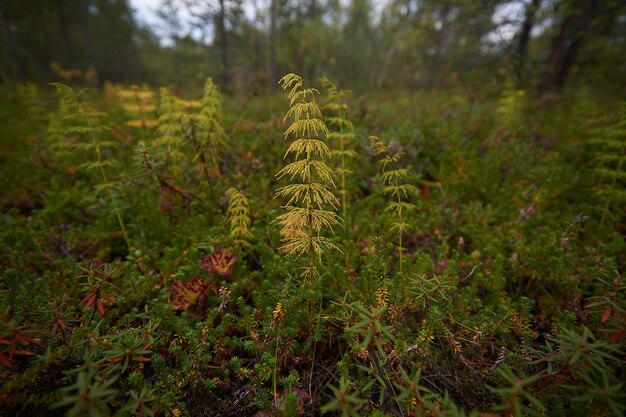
397, 190, 403, 274
86, 106, 130, 250
273, 324, 281, 405
309, 298, 324, 403
339, 111, 347, 221
599, 149, 623, 227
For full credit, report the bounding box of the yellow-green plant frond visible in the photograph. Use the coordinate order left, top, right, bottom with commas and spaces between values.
319, 76, 338, 98
288, 88, 321, 107
333, 148, 358, 160
387, 152, 405, 164
320, 77, 350, 114
279, 73, 303, 99
182, 76, 228, 194
73, 138, 117, 151
276, 160, 336, 184
278, 231, 340, 262
123, 103, 157, 114
370, 136, 389, 155
284, 119, 329, 139
117, 85, 158, 132
76, 159, 118, 171
276, 207, 340, 234
156, 87, 185, 161
225, 187, 254, 248
286, 102, 323, 121
51, 83, 108, 130
386, 201, 417, 216
51, 82, 81, 116
381, 168, 411, 184
389, 221, 413, 234
275, 183, 338, 209
199, 77, 227, 146
383, 184, 418, 200
200, 77, 224, 122
174, 97, 202, 111
116, 86, 154, 101
326, 117, 353, 131
284, 139, 332, 160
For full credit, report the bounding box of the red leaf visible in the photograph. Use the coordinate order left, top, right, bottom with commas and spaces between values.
170, 276, 209, 311
609, 326, 625, 343
170, 184, 191, 195
200, 247, 236, 276
601, 307, 612, 323
82, 294, 96, 311
97, 299, 106, 316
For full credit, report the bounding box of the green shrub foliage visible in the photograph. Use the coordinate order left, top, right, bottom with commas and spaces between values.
0, 79, 623, 417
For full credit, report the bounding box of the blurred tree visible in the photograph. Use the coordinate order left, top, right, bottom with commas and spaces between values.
513, 0, 541, 82
338, 0, 376, 88
269, 0, 277, 89
539, 0, 599, 92
185, 0, 244, 90
0, 0, 140, 83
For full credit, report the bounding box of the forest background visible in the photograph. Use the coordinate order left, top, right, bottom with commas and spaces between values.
1, 0, 624, 96
1, 1, 625, 416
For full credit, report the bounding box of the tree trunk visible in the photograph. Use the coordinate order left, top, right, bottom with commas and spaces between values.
514, 0, 540, 81
78, 2, 96, 77
269, 0, 277, 90
218, 0, 229, 89
0, 6, 20, 81
539, 0, 598, 92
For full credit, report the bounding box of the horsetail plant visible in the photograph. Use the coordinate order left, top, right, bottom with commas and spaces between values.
225, 187, 254, 248
52, 83, 130, 250
275, 73, 341, 282
18, 83, 50, 167
370, 136, 417, 274
177, 77, 227, 201
117, 84, 157, 134
590, 103, 625, 227
155, 87, 185, 176
320, 77, 357, 222
196, 78, 227, 185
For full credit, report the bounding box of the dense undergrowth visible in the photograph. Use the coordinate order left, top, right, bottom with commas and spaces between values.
0, 76, 624, 417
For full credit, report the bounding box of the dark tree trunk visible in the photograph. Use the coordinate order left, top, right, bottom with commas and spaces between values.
251, 0, 261, 94
56, 0, 76, 64
0, 6, 20, 81
539, 0, 599, 92
514, 0, 540, 81
218, 0, 229, 89
269, 0, 277, 90
78, 2, 96, 74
